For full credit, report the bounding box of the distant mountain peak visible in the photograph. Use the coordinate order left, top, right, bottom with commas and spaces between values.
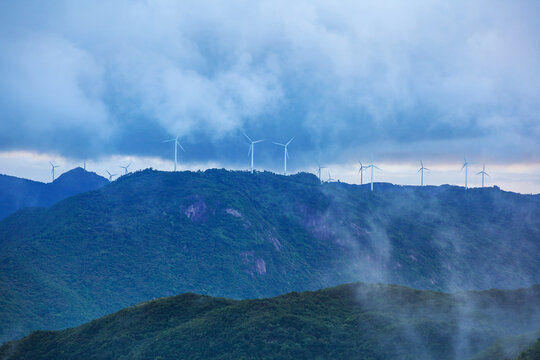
0, 167, 109, 220
52, 167, 108, 186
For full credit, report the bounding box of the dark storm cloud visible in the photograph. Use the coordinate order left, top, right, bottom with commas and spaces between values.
1, 0, 539, 168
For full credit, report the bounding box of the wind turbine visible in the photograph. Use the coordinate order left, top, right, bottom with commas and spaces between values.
316, 164, 327, 183
162, 136, 185, 171
365, 159, 381, 191
461, 158, 473, 189
120, 163, 131, 175
242, 131, 264, 173
106, 170, 117, 182
417, 161, 430, 186
327, 171, 335, 183
49, 161, 59, 182
476, 164, 489, 188
272, 137, 294, 175
357, 161, 367, 185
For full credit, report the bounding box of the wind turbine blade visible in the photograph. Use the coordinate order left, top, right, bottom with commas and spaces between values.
272, 142, 285, 146
476, 171, 482, 175
485, 172, 490, 177
248, 144, 252, 156
374, 165, 382, 171
286, 149, 289, 159
424, 168, 430, 171
461, 163, 466, 171
417, 168, 422, 174
177, 142, 185, 151
286, 137, 294, 146
253, 139, 265, 143
162, 139, 174, 143
241, 131, 252, 142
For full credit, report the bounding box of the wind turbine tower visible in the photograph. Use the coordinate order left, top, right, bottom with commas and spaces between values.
49, 161, 59, 182
476, 164, 489, 188
162, 136, 185, 172
317, 164, 326, 184
461, 158, 473, 189
106, 170, 117, 182
120, 163, 131, 175
365, 159, 381, 191
242, 132, 264, 173
417, 161, 430, 186
357, 161, 366, 185
272, 137, 294, 175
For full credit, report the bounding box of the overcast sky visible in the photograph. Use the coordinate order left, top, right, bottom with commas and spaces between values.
0, 1, 539, 193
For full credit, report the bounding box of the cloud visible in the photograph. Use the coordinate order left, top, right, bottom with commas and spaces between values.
0, 0, 539, 170
0, 32, 110, 153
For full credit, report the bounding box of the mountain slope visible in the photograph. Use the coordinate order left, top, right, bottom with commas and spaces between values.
1, 283, 539, 360
516, 338, 540, 360
470, 331, 540, 360
0, 167, 108, 219
1, 169, 539, 343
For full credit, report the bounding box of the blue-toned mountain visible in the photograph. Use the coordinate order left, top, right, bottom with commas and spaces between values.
1, 283, 539, 360
1, 169, 539, 343
0, 167, 108, 219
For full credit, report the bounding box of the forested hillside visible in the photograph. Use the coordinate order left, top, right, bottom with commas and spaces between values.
1, 283, 539, 360
1, 169, 539, 343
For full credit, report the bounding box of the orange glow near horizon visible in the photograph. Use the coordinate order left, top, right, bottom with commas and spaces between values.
0, 151, 538, 194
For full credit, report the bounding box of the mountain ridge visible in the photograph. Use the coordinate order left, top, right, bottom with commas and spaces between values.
0, 167, 109, 219
1, 169, 539, 343
1, 282, 539, 360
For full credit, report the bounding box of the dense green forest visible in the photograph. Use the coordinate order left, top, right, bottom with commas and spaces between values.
1, 282, 539, 360
1, 169, 539, 343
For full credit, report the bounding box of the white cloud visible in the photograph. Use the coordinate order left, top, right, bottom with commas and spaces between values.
0, 0, 539, 186
0, 33, 110, 135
